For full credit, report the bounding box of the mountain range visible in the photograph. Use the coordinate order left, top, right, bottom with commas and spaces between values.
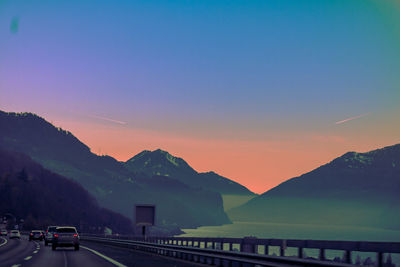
1, 110, 399, 233
124, 149, 254, 197
228, 144, 400, 230
0, 110, 254, 233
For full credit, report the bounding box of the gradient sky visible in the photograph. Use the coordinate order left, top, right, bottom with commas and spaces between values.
1, 0, 399, 194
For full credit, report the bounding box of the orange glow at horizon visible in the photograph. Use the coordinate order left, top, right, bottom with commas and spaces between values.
50, 117, 399, 194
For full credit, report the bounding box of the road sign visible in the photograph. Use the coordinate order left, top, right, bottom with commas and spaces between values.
135, 204, 155, 226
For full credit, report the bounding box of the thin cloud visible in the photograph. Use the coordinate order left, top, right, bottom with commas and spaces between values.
88, 114, 127, 125
335, 113, 370, 125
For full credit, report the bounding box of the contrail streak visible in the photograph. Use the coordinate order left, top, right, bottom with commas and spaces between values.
89, 115, 127, 125
335, 113, 370, 125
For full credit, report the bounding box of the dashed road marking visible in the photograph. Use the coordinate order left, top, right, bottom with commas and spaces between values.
81, 245, 127, 267
24, 256, 32, 260
0, 237, 7, 247
63, 251, 67, 267
11, 264, 21, 267
33, 250, 39, 254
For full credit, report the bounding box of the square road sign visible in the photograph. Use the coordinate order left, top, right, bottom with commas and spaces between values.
135, 205, 155, 226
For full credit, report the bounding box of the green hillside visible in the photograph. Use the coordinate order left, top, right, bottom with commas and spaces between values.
0, 111, 231, 232
0, 148, 132, 233
229, 144, 400, 230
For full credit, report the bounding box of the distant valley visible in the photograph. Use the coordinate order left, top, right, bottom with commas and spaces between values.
1, 110, 399, 237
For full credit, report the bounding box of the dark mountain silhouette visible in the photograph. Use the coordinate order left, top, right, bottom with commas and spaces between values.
0, 148, 132, 233
229, 144, 400, 229
0, 111, 231, 232
124, 149, 254, 195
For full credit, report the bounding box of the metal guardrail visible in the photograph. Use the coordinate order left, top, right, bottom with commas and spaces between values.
81, 236, 359, 267
81, 235, 400, 266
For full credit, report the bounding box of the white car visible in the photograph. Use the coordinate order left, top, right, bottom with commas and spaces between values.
0, 229, 7, 236
9, 230, 20, 239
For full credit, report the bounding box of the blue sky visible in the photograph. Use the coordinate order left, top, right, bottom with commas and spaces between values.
1, 0, 399, 192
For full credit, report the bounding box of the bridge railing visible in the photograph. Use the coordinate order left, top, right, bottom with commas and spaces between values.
81, 234, 400, 267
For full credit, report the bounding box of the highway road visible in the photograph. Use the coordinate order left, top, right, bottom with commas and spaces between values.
0, 236, 202, 267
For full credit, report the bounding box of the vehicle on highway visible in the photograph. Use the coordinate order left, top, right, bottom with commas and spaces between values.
44, 225, 58, 246
52, 226, 80, 251
9, 230, 20, 239
29, 230, 44, 241
0, 229, 7, 236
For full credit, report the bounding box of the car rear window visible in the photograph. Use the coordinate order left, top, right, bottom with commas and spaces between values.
32, 231, 41, 233
56, 228, 77, 233
11, 230, 19, 233
48, 227, 57, 232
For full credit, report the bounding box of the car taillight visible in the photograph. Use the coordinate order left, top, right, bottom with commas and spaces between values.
30, 233, 33, 236
73, 234, 78, 237
54, 234, 59, 238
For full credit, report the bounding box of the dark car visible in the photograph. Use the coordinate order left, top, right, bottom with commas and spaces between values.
52, 226, 80, 251
29, 230, 44, 241
44, 225, 58, 246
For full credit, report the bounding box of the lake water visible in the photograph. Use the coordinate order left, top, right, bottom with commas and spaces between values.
181, 221, 400, 242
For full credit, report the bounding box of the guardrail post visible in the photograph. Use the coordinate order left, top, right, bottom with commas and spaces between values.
344, 250, 352, 264
298, 247, 303, 258
241, 236, 257, 253
280, 240, 286, 256
264, 244, 269, 255
377, 252, 383, 267
210, 256, 215, 265
229, 243, 233, 251
319, 248, 325, 261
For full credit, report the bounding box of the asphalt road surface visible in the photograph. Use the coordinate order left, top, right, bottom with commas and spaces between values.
0, 236, 202, 267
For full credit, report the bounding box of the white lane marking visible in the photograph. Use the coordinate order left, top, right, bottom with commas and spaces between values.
33, 250, 39, 254
81, 245, 127, 267
24, 256, 32, 260
11, 264, 21, 267
63, 251, 67, 267
0, 237, 7, 247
